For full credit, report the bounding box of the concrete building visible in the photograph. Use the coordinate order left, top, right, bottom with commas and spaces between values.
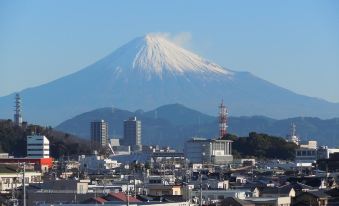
90, 120, 109, 147
317, 146, 339, 160
123, 117, 142, 151
317, 152, 339, 172
245, 196, 291, 206
184, 137, 233, 164
78, 152, 120, 174
186, 189, 254, 205
300, 140, 317, 149
295, 140, 318, 167
295, 148, 317, 167
147, 184, 182, 196
0, 164, 42, 193
27, 135, 50, 158
144, 175, 181, 196
109, 138, 120, 147
296, 140, 339, 168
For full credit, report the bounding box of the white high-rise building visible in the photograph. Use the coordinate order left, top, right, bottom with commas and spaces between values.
27, 135, 50, 158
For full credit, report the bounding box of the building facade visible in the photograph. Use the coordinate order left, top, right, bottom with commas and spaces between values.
123, 117, 142, 151
90, 120, 109, 147
317, 146, 339, 160
295, 141, 318, 167
0, 165, 42, 193
27, 135, 50, 158
78, 152, 121, 174
184, 137, 233, 164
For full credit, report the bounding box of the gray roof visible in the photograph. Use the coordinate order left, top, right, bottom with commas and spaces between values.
30, 179, 78, 190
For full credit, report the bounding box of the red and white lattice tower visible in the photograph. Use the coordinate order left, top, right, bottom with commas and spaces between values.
219, 100, 228, 139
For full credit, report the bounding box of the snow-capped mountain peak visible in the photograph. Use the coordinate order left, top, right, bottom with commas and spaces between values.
105, 34, 233, 79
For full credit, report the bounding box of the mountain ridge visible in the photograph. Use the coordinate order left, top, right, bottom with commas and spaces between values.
55, 104, 339, 149
1, 34, 339, 125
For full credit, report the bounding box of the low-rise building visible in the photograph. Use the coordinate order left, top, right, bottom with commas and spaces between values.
187, 189, 253, 205
260, 186, 296, 198
317, 153, 339, 173
317, 146, 339, 160
245, 196, 291, 206
0, 164, 42, 193
293, 190, 331, 206
0, 157, 53, 172
79, 152, 120, 173
184, 137, 233, 165
295, 141, 318, 167
147, 184, 182, 196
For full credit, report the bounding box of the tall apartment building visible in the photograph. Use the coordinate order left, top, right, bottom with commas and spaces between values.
90, 120, 109, 147
123, 117, 142, 151
27, 135, 50, 158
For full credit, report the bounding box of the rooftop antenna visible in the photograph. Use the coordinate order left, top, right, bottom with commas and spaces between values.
14, 93, 23, 127
289, 122, 300, 145
219, 99, 228, 139
291, 123, 296, 137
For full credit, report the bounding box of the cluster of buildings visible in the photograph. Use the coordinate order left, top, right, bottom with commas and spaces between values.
1, 95, 339, 206
2, 145, 339, 206
288, 125, 339, 172
90, 116, 142, 154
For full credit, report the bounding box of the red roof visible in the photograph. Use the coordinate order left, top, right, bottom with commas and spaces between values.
92, 197, 107, 204
108, 192, 141, 202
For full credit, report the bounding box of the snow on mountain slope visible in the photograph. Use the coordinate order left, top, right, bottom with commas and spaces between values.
90, 34, 233, 81
131, 34, 231, 77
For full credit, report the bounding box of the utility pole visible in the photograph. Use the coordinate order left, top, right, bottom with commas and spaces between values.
200, 172, 202, 206
134, 171, 137, 198
126, 182, 130, 206
22, 163, 26, 206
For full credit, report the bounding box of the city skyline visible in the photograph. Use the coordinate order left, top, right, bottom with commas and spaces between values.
1, 1, 339, 103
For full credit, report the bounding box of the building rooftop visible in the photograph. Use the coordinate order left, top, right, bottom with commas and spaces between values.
106, 192, 141, 202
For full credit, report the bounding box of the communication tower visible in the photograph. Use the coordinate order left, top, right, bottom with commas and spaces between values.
14, 93, 22, 126
219, 100, 228, 139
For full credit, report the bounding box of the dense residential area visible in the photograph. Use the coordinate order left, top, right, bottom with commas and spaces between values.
0, 98, 338, 206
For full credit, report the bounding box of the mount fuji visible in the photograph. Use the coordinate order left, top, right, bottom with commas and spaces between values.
1, 34, 339, 125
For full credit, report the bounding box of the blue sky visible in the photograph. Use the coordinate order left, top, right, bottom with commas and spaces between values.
1, 0, 339, 102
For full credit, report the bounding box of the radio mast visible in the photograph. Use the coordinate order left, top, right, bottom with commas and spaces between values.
14, 93, 23, 126
219, 100, 228, 139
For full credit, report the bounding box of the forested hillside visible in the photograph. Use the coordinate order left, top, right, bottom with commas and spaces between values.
0, 120, 91, 158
